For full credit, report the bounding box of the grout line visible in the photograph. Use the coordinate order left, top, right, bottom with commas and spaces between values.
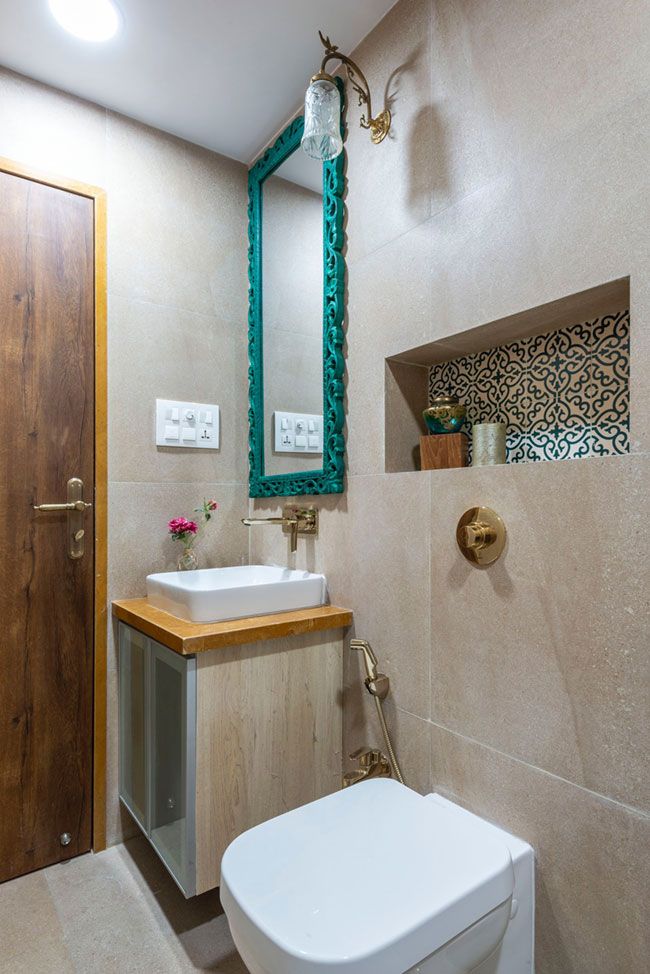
397, 706, 650, 821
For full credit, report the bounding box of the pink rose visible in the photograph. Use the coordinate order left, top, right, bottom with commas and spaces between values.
168, 516, 198, 540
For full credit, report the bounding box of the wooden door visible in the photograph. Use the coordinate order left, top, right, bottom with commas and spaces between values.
0, 170, 95, 882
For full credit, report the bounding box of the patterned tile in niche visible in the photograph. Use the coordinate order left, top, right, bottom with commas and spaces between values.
590, 310, 630, 428
427, 307, 630, 466
589, 422, 629, 457
473, 341, 529, 431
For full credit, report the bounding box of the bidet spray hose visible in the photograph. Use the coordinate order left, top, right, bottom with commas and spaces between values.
373, 693, 404, 784
350, 638, 405, 785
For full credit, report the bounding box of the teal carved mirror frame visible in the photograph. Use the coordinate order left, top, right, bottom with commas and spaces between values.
247, 81, 346, 496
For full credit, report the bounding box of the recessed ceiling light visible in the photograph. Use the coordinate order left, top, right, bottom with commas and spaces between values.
48, 0, 121, 42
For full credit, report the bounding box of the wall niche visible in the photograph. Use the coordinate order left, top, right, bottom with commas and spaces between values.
385, 278, 630, 474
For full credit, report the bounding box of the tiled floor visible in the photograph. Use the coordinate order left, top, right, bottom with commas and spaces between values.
0, 837, 247, 973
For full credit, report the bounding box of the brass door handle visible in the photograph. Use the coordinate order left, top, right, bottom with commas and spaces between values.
33, 500, 91, 512
32, 477, 91, 559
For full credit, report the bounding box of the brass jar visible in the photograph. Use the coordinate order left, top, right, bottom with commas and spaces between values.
423, 394, 466, 434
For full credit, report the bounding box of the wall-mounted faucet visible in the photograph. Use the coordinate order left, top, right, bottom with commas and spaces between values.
242, 505, 318, 553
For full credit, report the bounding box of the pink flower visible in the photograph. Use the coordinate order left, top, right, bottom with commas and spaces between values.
206, 500, 218, 511
168, 517, 198, 541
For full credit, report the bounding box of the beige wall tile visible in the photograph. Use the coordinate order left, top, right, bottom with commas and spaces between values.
428, 455, 650, 811
0, 67, 107, 187
515, 92, 650, 305
346, 220, 435, 475
108, 294, 248, 485
106, 111, 247, 316
461, 0, 650, 163
430, 722, 650, 974
345, 0, 433, 263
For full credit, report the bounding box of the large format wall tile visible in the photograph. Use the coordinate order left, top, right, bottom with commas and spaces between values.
346, 221, 435, 475
0, 67, 107, 187
344, 0, 433, 264
429, 722, 650, 974
460, 0, 650, 165
106, 111, 247, 316
108, 293, 248, 484
428, 455, 650, 812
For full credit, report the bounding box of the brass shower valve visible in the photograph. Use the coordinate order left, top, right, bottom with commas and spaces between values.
456, 507, 506, 566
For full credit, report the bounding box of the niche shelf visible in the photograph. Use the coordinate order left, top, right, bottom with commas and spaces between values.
385, 278, 630, 474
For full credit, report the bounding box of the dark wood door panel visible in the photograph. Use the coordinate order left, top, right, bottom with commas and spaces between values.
0, 172, 94, 882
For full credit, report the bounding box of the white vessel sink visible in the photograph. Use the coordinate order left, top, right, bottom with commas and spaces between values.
145, 565, 327, 624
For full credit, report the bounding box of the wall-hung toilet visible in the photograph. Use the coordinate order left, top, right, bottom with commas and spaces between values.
221, 778, 534, 974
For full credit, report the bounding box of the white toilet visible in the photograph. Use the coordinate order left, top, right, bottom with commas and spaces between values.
220, 778, 534, 974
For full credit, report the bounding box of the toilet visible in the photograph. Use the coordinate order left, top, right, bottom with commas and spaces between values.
220, 778, 534, 974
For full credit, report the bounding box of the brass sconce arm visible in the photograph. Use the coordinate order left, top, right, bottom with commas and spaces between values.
316, 31, 391, 145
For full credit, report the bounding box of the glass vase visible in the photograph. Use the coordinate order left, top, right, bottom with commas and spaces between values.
177, 545, 198, 572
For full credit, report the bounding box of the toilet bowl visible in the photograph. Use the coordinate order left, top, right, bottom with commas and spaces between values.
220, 778, 534, 974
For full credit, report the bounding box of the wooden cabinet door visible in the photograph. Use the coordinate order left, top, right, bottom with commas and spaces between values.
0, 170, 94, 882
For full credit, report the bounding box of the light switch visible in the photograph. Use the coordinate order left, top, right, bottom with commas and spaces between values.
273, 410, 323, 455
156, 400, 220, 449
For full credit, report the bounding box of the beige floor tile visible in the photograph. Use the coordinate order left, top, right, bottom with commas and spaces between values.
0, 870, 73, 974
40, 839, 247, 974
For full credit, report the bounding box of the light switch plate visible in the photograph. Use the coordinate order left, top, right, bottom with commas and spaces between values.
156, 399, 220, 449
273, 411, 323, 454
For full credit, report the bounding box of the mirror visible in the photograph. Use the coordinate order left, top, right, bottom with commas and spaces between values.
263, 152, 323, 476
247, 85, 346, 496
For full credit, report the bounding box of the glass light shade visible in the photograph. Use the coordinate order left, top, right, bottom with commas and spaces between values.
301, 78, 343, 161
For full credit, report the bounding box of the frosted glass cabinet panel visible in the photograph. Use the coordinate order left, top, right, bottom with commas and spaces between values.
118, 625, 148, 830
118, 623, 197, 896
150, 640, 196, 895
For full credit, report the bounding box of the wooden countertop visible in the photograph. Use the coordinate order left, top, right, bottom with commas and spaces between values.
111, 599, 353, 656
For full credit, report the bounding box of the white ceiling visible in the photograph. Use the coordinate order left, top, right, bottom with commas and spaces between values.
0, 0, 397, 164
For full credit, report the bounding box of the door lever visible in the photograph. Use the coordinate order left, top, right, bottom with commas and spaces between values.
32, 477, 91, 559
33, 500, 91, 512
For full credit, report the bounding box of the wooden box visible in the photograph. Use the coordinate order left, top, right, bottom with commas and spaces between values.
420, 432, 468, 470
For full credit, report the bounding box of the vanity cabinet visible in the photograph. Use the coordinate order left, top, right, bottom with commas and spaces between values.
118, 616, 345, 896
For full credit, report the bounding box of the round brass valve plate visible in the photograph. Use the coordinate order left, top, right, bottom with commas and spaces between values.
456, 506, 506, 566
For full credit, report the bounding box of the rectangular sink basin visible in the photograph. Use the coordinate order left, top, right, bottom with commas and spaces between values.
145, 565, 327, 624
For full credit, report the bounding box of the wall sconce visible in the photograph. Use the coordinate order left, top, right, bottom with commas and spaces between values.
302, 31, 392, 161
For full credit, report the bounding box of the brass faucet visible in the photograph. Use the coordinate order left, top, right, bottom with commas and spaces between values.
343, 747, 392, 787
241, 505, 318, 553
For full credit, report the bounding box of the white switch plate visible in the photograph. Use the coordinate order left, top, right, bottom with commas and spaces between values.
273, 411, 323, 454
156, 399, 220, 449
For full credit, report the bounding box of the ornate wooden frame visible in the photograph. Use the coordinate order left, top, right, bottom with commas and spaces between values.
247, 80, 346, 496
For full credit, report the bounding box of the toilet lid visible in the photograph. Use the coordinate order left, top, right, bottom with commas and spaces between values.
220, 779, 514, 974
